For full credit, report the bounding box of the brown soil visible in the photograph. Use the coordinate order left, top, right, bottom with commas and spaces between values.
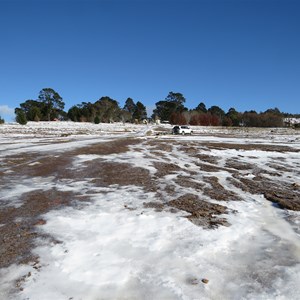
90, 161, 157, 192
174, 175, 205, 191
177, 145, 199, 156
0, 189, 73, 268
195, 154, 220, 164
199, 142, 299, 153
147, 141, 173, 152
168, 194, 229, 228
225, 159, 257, 171
196, 162, 227, 173
143, 201, 165, 212
152, 162, 183, 178
264, 191, 300, 210
203, 176, 242, 201
231, 174, 300, 211
266, 163, 292, 173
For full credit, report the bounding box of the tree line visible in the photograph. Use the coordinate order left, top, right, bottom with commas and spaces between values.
14, 88, 147, 125
151, 91, 296, 127
68, 97, 147, 124
153, 92, 285, 127
11, 88, 299, 127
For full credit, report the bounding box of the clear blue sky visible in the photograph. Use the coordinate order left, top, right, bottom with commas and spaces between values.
1, 0, 299, 121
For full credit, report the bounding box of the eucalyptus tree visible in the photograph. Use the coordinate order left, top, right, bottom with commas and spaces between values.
153, 91, 187, 122
38, 88, 65, 121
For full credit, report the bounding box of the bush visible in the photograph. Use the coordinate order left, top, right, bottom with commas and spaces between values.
94, 115, 100, 124
16, 110, 27, 125
0, 116, 4, 124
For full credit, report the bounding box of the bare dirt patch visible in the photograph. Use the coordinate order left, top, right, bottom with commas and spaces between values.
168, 194, 229, 228
200, 142, 299, 153
153, 162, 183, 178
225, 158, 257, 171
143, 201, 165, 212
147, 141, 173, 152
203, 176, 242, 201
195, 162, 226, 173
174, 175, 205, 191
89, 161, 157, 192
80, 138, 140, 155
0, 189, 74, 268
267, 163, 291, 173
195, 154, 220, 164
264, 190, 300, 210
231, 174, 300, 211
177, 145, 199, 156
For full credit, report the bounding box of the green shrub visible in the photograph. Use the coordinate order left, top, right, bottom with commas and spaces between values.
94, 115, 100, 124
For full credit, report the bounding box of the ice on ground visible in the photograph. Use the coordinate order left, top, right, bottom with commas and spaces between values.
0, 121, 151, 158
0, 177, 55, 208
6, 186, 300, 300
0, 121, 148, 137
0, 122, 300, 299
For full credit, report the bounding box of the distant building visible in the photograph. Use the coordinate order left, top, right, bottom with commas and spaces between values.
284, 118, 300, 128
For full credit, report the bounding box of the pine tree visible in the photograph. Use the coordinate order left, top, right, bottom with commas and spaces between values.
16, 110, 27, 125
132, 101, 147, 122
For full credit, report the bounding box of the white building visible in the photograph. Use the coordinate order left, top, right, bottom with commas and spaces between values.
284, 118, 300, 127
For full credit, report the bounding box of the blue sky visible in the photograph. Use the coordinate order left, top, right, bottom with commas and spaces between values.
0, 0, 299, 121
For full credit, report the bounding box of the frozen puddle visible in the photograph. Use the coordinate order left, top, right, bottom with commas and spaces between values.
2, 185, 299, 300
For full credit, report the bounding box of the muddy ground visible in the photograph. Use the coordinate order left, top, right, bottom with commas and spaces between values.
0, 137, 299, 274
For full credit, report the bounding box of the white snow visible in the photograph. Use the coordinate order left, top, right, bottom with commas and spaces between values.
0, 122, 300, 300
0, 121, 151, 158
0, 177, 56, 208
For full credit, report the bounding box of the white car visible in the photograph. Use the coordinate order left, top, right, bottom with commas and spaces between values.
172, 125, 192, 135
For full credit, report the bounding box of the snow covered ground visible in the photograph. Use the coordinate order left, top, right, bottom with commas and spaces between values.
0, 122, 300, 300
